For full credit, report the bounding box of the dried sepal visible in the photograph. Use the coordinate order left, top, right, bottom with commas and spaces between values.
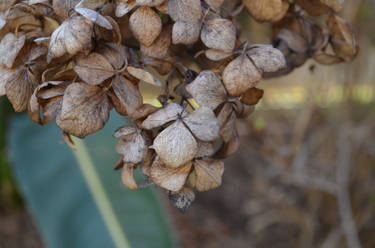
116, 131, 147, 164
247, 46, 286, 73
56, 83, 110, 138
127, 66, 161, 86
243, 0, 289, 22
172, 21, 200, 45
201, 18, 236, 52
136, 0, 165, 7
186, 70, 227, 110
150, 157, 192, 191
48, 15, 93, 62
112, 75, 143, 115
121, 163, 138, 190
153, 120, 198, 168
193, 159, 224, 192
115, 0, 137, 18
183, 107, 220, 142
129, 6, 162, 47
75, 7, 113, 30
142, 102, 183, 129
0, 33, 25, 68
168, 0, 201, 22
205, 49, 232, 61
240, 87, 264, 105
222, 54, 262, 96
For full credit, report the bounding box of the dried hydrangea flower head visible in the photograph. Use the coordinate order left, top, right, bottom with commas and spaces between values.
0, 0, 357, 211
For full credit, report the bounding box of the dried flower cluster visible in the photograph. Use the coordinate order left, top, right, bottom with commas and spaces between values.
0, 0, 357, 210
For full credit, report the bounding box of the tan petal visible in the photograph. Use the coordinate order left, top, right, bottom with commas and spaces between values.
96, 42, 127, 70
0, 33, 25, 68
216, 102, 233, 130
276, 29, 308, 54
201, 18, 236, 52
168, 186, 195, 211
243, 0, 289, 22
136, 0, 165, 7
172, 21, 200, 45
53, 0, 81, 19
48, 16, 93, 62
168, 0, 201, 22
116, 132, 147, 164
75, 7, 113, 30
129, 6, 162, 46
0, 0, 16, 11
75, 0, 108, 10
247, 46, 286, 73
112, 75, 143, 115
150, 157, 192, 191
222, 55, 262, 96
205, 49, 232, 61
141, 102, 183, 129
215, 130, 240, 159
56, 83, 110, 138
141, 25, 172, 59
127, 66, 161, 86
42, 97, 63, 123
195, 141, 215, 158
74, 53, 115, 85
193, 159, 224, 192
186, 70, 227, 110
183, 107, 220, 142
313, 53, 342, 65
115, 0, 137, 18
240, 87, 264, 105
153, 120, 198, 168
121, 163, 138, 190
113, 126, 137, 138
294, 0, 331, 16
130, 103, 158, 120
220, 110, 236, 142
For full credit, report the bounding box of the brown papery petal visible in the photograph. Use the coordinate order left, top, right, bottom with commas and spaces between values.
205, 49, 232, 61
183, 107, 220, 142
247, 46, 286, 73
75, 0, 108, 10
136, 0, 165, 7
113, 126, 137, 138
168, 0, 201, 22
195, 141, 216, 158
0, 0, 16, 11
52, 0, 80, 19
276, 29, 308, 54
74, 53, 115, 85
222, 55, 262, 97
112, 75, 143, 115
294, 0, 331, 16
115, 0, 137, 18
127, 66, 161, 86
142, 102, 183, 129
121, 163, 138, 190
243, 0, 289, 22
168, 186, 195, 212
56, 83, 110, 138
141, 25, 172, 59
186, 70, 227, 110
172, 21, 201, 45
116, 132, 147, 164
150, 157, 192, 191
241, 87, 264, 105
220, 110, 236, 142
0, 33, 25, 68
48, 16, 93, 62
201, 19, 236, 52
153, 120, 198, 168
193, 159, 224, 192
75, 7, 113, 30
129, 6, 162, 47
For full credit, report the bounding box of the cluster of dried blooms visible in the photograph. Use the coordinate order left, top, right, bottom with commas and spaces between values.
0, 0, 357, 210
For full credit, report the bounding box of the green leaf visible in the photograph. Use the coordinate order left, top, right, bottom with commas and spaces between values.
7, 112, 176, 248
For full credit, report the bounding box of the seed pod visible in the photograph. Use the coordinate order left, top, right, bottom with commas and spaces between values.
201, 18, 236, 52
48, 16, 93, 62
243, 0, 289, 22
222, 54, 262, 96
129, 6, 162, 47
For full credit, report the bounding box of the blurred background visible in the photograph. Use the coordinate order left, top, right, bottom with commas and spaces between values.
1, 1, 375, 248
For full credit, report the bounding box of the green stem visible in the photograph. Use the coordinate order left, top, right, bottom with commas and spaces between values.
72, 137, 131, 248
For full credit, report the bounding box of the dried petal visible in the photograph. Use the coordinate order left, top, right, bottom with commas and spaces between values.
116, 0, 137, 18
56, 83, 110, 138
127, 66, 161, 86
222, 55, 262, 96
172, 21, 200, 45
153, 120, 198, 168
168, 0, 201, 22
112, 76, 143, 115
136, 0, 165, 7
186, 70, 227, 110
193, 159, 224, 192
142, 103, 183, 129
247, 46, 286, 73
240, 87, 264, 105
183, 107, 220, 142
205, 49, 232, 61
129, 6, 162, 47
75, 7, 113, 30
0, 33, 25, 68
243, 0, 289, 22
74, 53, 115, 85
116, 132, 147, 163
48, 16, 93, 62
121, 163, 138, 190
276, 29, 308, 54
196, 141, 215, 158
201, 19, 236, 52
150, 157, 192, 191
114, 126, 137, 138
